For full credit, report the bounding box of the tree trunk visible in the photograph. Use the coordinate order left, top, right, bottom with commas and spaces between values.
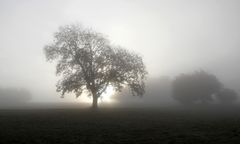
92, 95, 98, 109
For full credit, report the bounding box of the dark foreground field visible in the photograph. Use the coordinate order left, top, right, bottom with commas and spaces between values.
0, 107, 240, 144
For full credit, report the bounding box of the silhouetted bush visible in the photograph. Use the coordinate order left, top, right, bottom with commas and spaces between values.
216, 88, 238, 104
172, 71, 223, 105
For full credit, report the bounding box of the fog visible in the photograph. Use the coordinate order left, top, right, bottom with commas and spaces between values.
0, 0, 240, 107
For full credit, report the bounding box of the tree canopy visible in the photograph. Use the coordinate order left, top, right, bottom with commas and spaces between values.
172, 71, 223, 105
216, 88, 238, 104
44, 24, 147, 108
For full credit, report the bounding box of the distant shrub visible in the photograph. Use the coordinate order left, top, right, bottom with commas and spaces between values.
172, 71, 222, 105
216, 88, 238, 104
0, 88, 31, 104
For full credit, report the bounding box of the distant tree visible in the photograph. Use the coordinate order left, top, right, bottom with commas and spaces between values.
216, 88, 238, 104
172, 71, 222, 105
112, 76, 173, 106
44, 24, 147, 109
0, 88, 31, 104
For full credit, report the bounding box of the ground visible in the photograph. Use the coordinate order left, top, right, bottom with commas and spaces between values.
0, 106, 240, 144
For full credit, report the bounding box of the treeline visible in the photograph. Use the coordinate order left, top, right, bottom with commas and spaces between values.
114, 71, 238, 106
172, 71, 238, 105
0, 87, 31, 104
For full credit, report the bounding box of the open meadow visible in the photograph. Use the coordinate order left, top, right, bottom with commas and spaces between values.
0, 106, 240, 144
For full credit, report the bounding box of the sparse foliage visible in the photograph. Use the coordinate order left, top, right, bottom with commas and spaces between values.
44, 24, 147, 108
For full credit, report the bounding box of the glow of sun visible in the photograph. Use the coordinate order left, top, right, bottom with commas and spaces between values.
79, 86, 115, 104
99, 86, 115, 103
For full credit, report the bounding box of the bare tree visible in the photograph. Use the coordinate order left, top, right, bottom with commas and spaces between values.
44, 24, 147, 109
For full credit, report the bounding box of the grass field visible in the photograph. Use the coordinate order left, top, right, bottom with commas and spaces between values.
0, 106, 240, 144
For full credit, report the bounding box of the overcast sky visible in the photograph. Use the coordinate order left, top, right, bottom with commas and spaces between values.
0, 0, 240, 102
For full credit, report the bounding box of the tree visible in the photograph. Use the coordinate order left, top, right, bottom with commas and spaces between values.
172, 71, 222, 105
0, 87, 31, 104
44, 24, 147, 109
216, 88, 238, 104
112, 76, 173, 106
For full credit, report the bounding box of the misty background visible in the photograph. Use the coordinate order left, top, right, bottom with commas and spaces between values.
0, 0, 240, 105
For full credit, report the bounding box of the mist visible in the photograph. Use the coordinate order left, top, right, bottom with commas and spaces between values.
2, 1, 240, 143
0, 0, 239, 106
